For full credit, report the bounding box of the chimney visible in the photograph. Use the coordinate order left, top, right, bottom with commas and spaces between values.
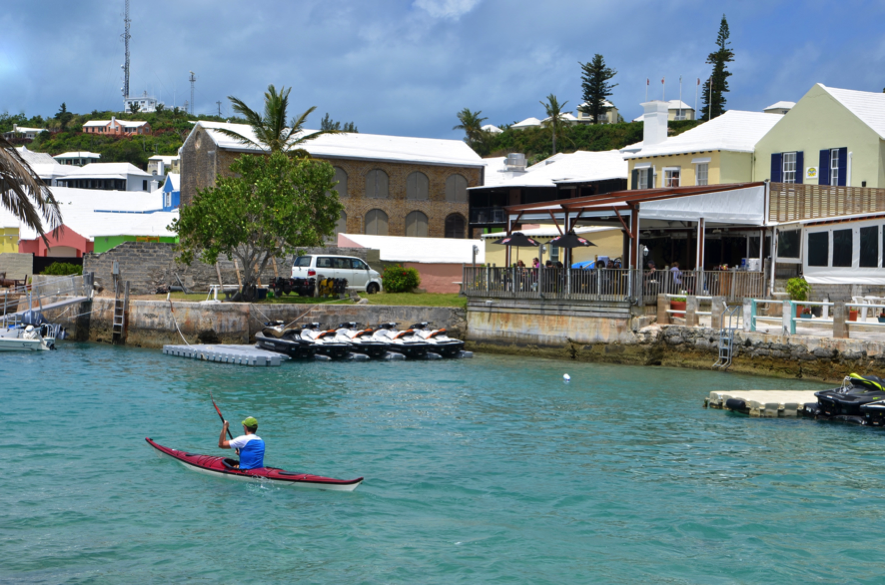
640, 101, 669, 147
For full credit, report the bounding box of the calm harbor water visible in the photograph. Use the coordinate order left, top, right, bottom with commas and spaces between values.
1, 344, 883, 585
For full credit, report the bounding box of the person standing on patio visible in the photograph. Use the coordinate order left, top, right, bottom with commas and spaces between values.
670, 261, 683, 293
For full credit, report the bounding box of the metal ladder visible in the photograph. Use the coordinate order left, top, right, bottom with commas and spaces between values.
712, 304, 741, 369
112, 280, 130, 344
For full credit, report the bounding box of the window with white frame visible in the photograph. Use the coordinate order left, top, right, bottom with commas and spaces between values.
637, 168, 649, 189
830, 149, 840, 187
664, 168, 680, 187
696, 163, 708, 186
782, 152, 797, 184
164, 192, 171, 208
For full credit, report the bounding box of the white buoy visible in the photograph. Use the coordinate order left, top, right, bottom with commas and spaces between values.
563, 374, 571, 382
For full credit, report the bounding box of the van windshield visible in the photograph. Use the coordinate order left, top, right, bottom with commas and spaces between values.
293, 257, 311, 267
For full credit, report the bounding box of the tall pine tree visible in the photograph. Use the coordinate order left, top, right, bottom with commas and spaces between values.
700, 15, 734, 121
579, 55, 618, 124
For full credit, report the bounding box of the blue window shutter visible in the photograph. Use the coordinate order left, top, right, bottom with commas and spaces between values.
837, 147, 848, 186
796, 152, 804, 183
818, 149, 830, 185
770, 153, 782, 182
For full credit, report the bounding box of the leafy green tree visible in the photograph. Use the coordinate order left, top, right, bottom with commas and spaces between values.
218, 85, 333, 153
579, 55, 618, 125
539, 94, 572, 154
321, 113, 358, 133
171, 151, 342, 290
700, 15, 734, 120
453, 108, 488, 149
55, 103, 74, 131
0, 135, 62, 241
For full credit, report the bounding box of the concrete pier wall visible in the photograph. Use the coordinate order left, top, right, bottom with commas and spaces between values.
47, 298, 465, 348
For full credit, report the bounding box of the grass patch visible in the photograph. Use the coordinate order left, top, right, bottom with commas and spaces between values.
358, 292, 466, 308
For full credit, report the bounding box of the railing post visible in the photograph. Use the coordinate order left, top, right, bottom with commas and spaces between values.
744, 298, 754, 332
685, 295, 698, 327
782, 300, 794, 335
832, 302, 848, 339
657, 293, 669, 325
485, 265, 489, 296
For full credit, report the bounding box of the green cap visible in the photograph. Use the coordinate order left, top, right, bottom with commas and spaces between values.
242, 416, 258, 428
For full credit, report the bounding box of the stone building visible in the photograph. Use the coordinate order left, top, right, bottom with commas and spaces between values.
180, 122, 485, 239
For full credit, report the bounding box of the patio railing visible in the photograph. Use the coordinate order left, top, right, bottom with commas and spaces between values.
768, 182, 885, 223
643, 270, 765, 305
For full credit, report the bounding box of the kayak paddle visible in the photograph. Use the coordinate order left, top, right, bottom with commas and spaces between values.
210, 391, 234, 441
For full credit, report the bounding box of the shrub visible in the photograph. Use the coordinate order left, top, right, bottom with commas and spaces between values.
785, 277, 811, 301
382, 264, 421, 293
40, 262, 82, 276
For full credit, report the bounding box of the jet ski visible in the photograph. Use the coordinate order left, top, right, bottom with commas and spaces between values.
146, 438, 363, 491
300, 323, 352, 360
371, 323, 430, 359
409, 322, 465, 358
335, 322, 389, 359
803, 373, 885, 425
255, 321, 317, 359
860, 400, 884, 427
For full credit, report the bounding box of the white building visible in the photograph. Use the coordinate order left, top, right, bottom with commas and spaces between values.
632, 100, 695, 122
16, 146, 67, 186
147, 154, 180, 176
124, 91, 159, 113
56, 163, 157, 192
3, 124, 46, 141
763, 101, 796, 115
54, 151, 102, 167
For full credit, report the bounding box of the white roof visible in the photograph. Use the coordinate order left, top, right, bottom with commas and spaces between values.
667, 100, 693, 110
820, 84, 885, 139
54, 151, 101, 159
763, 101, 795, 111
579, 101, 615, 109
148, 154, 179, 162
90, 211, 179, 238
6, 126, 44, 133
541, 113, 579, 124
472, 150, 627, 189
83, 119, 149, 127
193, 122, 483, 168
16, 147, 67, 179
165, 173, 181, 190
623, 110, 783, 159
338, 233, 484, 264
481, 226, 616, 239
512, 117, 541, 129
16, 186, 166, 241
57, 162, 152, 178
481, 124, 503, 134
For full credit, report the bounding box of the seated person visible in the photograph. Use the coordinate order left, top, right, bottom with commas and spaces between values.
219, 417, 265, 470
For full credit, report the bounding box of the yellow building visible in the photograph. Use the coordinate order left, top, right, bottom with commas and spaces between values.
0, 227, 19, 254
622, 101, 782, 189
482, 226, 625, 267
753, 84, 885, 188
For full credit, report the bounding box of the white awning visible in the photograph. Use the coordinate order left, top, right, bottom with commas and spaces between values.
638, 186, 765, 225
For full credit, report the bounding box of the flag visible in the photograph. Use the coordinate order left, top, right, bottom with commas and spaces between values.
661, 77, 665, 84
696, 78, 700, 85
646, 78, 649, 86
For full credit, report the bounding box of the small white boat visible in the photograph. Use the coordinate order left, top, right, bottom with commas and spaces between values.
0, 324, 56, 351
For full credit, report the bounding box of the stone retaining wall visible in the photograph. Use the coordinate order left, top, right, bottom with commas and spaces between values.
46, 298, 465, 348
82, 242, 380, 295
0, 252, 33, 280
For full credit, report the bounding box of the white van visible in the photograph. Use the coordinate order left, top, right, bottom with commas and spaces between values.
291, 255, 383, 294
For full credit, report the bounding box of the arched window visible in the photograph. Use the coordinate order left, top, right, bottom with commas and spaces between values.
405, 211, 429, 237
365, 209, 389, 235
332, 167, 348, 198
406, 171, 429, 201
445, 174, 468, 203
335, 210, 348, 235
365, 169, 389, 199
444, 213, 466, 239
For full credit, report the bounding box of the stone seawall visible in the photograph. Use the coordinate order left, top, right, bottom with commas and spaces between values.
467, 323, 884, 384
46, 298, 465, 349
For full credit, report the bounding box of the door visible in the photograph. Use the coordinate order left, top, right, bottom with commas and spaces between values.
348, 258, 370, 289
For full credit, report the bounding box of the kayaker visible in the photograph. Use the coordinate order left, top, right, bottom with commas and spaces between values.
219, 417, 265, 470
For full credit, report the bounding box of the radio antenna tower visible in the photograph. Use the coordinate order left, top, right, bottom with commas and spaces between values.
189, 71, 196, 115
121, 0, 131, 99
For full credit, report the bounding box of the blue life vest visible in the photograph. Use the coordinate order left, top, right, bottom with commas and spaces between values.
238, 437, 265, 470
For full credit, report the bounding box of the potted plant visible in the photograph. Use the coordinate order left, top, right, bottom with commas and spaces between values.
785, 277, 811, 317
670, 295, 687, 318
848, 308, 859, 322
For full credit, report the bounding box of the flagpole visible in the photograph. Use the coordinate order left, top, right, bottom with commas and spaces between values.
695, 78, 699, 120
708, 77, 713, 120
678, 76, 683, 120
645, 78, 648, 102
662, 77, 665, 101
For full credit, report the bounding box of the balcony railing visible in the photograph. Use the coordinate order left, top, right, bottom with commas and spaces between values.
768, 182, 885, 223
469, 207, 507, 225
463, 267, 764, 305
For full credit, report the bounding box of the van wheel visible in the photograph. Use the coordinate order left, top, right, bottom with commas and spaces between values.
366, 283, 380, 295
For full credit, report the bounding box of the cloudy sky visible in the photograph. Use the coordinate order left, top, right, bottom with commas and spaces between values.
1, 0, 883, 140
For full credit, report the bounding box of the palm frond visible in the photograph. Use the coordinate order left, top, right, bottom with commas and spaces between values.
0, 136, 62, 243
213, 127, 265, 151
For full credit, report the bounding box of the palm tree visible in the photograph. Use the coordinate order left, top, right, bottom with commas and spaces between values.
216, 85, 333, 153
453, 108, 488, 149
539, 94, 571, 154
0, 136, 61, 241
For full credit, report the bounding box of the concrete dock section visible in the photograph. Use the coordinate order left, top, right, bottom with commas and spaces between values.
163, 344, 289, 367
705, 390, 821, 417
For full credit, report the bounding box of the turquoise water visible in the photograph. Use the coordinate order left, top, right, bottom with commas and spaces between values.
1, 344, 883, 584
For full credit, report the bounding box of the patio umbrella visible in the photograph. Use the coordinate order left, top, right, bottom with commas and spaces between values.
549, 232, 596, 248
491, 232, 540, 247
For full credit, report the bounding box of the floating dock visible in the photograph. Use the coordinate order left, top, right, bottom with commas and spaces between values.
705, 390, 819, 417
163, 344, 289, 367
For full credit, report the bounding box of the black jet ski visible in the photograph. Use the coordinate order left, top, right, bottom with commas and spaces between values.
409, 322, 465, 358
804, 373, 885, 425
300, 323, 352, 360
255, 321, 317, 360
371, 323, 430, 359
335, 322, 389, 359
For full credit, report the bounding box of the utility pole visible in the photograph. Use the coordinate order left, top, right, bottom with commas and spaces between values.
216, 101, 222, 117
121, 0, 131, 102
189, 71, 196, 115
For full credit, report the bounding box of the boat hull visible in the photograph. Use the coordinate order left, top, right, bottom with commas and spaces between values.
255, 332, 317, 360
146, 438, 363, 491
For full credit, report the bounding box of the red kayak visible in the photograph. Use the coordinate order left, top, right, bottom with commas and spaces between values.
146, 438, 363, 492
